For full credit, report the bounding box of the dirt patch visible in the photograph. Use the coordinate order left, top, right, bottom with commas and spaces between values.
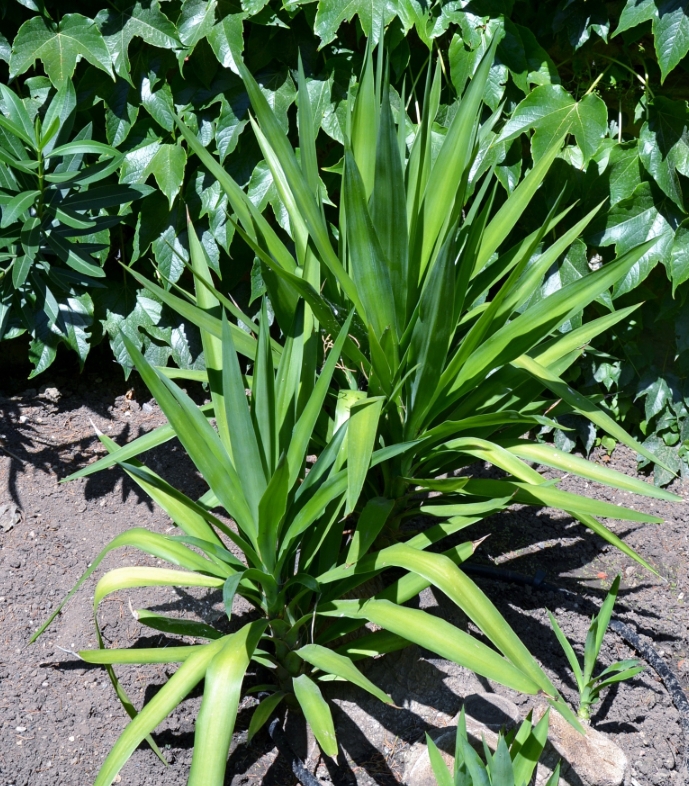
0, 367, 687, 785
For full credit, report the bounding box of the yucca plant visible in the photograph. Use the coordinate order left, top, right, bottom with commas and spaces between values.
427, 707, 560, 786
165, 39, 679, 573
33, 220, 579, 785
548, 575, 643, 721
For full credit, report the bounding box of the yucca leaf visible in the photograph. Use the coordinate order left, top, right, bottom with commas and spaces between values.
92, 637, 227, 786
594, 575, 620, 664
135, 610, 224, 640
275, 300, 305, 453
503, 440, 680, 501
344, 145, 398, 342
237, 61, 365, 317
448, 239, 658, 400
474, 133, 565, 274
371, 78, 408, 327
346, 396, 384, 514
119, 464, 257, 565
188, 215, 234, 455
512, 353, 675, 475
406, 227, 457, 435
175, 114, 298, 275
80, 646, 205, 664
286, 313, 353, 487
351, 46, 378, 199
595, 666, 643, 689
188, 621, 267, 786
221, 313, 266, 522
230, 218, 369, 370
462, 478, 662, 523
258, 454, 289, 573
254, 300, 278, 475
435, 436, 549, 484
345, 496, 394, 565
125, 265, 265, 364
121, 334, 257, 542
375, 544, 558, 695
64, 416, 193, 480
570, 511, 657, 574
426, 734, 454, 786
548, 611, 584, 691
94, 567, 225, 612
418, 37, 498, 274
297, 644, 392, 704
247, 691, 285, 741
31, 527, 224, 643
319, 599, 541, 694
293, 674, 339, 758
512, 710, 550, 786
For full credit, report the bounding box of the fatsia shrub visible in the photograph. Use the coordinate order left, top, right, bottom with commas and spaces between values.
169, 41, 679, 572
0, 81, 149, 373
34, 224, 577, 784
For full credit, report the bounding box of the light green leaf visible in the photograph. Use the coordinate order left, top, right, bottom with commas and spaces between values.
345, 497, 394, 565
297, 644, 392, 704
500, 85, 607, 162
188, 621, 266, 786
178, 0, 218, 50
292, 674, 338, 758
314, 0, 397, 46
589, 183, 673, 297
92, 638, 227, 786
346, 396, 384, 515
10, 14, 114, 87
94, 566, 224, 610
320, 599, 542, 694
208, 11, 244, 74
95, 2, 180, 81
615, 0, 656, 35
144, 143, 186, 208
654, 0, 689, 81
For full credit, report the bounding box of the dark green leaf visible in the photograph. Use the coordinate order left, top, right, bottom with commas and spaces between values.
638, 97, 689, 209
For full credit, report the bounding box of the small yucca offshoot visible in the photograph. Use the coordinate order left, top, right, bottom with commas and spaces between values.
426, 707, 560, 786
548, 575, 643, 721
33, 219, 576, 785
427, 706, 561, 786
173, 41, 677, 607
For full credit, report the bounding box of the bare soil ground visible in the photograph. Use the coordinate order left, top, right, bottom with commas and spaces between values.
0, 360, 686, 786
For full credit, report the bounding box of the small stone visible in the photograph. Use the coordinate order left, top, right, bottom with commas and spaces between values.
9, 559, 20, 568
39, 386, 61, 402
142, 402, 153, 414
539, 707, 628, 786
15, 727, 26, 732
